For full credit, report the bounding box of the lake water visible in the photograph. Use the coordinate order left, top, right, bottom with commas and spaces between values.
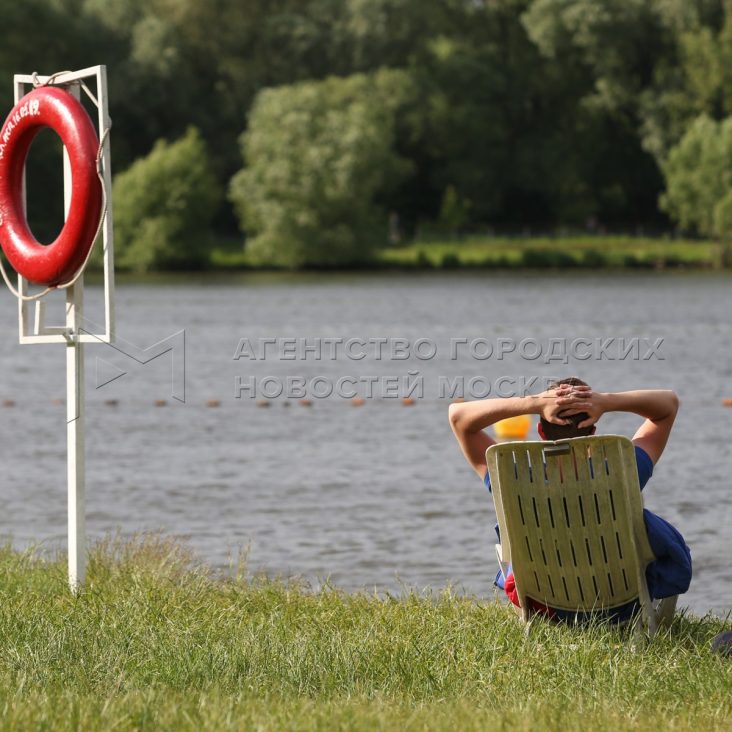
0, 271, 730, 617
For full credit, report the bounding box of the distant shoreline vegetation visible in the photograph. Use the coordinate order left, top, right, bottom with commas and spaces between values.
13, 2, 732, 279
205, 235, 729, 273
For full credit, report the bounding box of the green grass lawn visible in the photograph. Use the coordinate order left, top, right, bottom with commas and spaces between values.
1, 535, 729, 731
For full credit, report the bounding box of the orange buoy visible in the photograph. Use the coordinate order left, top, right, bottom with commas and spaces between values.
494, 414, 532, 440
154, 399, 167, 407
256, 400, 270, 408
299, 399, 313, 407
206, 399, 221, 408
351, 397, 365, 407
723, 399, 732, 407
401, 397, 415, 406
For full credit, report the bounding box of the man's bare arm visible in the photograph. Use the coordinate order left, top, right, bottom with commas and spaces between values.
560, 388, 679, 465
449, 390, 571, 479
605, 390, 679, 465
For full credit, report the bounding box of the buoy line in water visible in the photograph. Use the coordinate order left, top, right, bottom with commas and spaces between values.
2, 397, 437, 407
4, 399, 731, 424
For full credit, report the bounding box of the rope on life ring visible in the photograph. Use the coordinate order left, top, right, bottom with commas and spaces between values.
0, 76, 110, 299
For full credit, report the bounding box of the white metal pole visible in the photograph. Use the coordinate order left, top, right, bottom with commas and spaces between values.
97, 65, 115, 342
66, 282, 85, 592
64, 81, 85, 593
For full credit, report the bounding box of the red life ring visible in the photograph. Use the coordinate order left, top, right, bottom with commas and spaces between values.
0, 86, 102, 286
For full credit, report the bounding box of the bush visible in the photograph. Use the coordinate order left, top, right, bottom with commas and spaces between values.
437, 185, 471, 236
494, 256, 512, 268
580, 250, 606, 268
229, 70, 414, 268
622, 254, 654, 269
440, 252, 461, 268
415, 249, 433, 268
112, 127, 220, 271
520, 248, 577, 268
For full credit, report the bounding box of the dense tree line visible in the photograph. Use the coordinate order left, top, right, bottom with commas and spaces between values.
1, 0, 732, 267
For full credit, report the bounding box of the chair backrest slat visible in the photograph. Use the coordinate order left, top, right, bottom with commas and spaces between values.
487, 435, 656, 612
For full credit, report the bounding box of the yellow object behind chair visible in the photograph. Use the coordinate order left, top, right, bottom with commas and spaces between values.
494, 414, 532, 440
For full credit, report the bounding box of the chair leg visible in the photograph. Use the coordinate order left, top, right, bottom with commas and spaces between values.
517, 601, 531, 623
656, 595, 677, 628
631, 621, 651, 650
635, 569, 657, 639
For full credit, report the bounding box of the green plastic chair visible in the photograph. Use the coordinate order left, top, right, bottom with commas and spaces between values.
486, 435, 677, 636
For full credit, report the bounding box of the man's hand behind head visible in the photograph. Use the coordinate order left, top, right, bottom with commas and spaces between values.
555, 385, 605, 429
536, 383, 595, 425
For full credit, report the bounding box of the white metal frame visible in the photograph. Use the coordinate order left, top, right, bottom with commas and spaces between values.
12, 66, 115, 592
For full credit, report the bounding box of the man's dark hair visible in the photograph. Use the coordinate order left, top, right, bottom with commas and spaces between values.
539, 377, 595, 441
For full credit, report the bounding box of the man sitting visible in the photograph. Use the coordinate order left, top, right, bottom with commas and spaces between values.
449, 377, 691, 619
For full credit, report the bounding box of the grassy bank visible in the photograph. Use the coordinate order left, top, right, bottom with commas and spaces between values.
210, 235, 729, 272
376, 235, 727, 270
0, 536, 730, 731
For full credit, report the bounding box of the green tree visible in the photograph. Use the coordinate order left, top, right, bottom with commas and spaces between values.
7, 0, 724, 244
229, 70, 414, 267
661, 114, 732, 237
523, 0, 673, 112
638, 1, 729, 162
521, 0, 673, 225
112, 127, 220, 271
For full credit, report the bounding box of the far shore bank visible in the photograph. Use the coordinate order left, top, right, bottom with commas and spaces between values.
204, 235, 730, 273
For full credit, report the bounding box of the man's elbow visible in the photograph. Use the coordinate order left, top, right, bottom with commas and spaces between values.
448, 402, 464, 431
662, 390, 680, 421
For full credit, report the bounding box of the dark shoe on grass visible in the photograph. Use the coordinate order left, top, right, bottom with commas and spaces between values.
711, 631, 732, 657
